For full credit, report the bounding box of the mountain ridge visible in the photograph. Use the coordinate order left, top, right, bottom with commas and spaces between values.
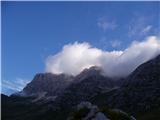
2, 54, 160, 120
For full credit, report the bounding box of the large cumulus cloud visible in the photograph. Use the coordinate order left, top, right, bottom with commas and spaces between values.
45, 36, 160, 78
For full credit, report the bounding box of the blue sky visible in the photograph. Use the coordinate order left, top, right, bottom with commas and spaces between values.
2, 1, 159, 95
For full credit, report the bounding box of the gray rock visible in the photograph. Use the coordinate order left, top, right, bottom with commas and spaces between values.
92, 112, 110, 120
23, 73, 74, 96
77, 101, 92, 110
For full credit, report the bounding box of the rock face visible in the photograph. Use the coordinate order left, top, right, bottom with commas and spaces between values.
92, 112, 110, 120
20, 66, 114, 107
123, 55, 160, 87
1, 55, 160, 120
54, 67, 114, 108
68, 101, 109, 120
23, 73, 74, 96
68, 101, 134, 120
115, 55, 160, 113
92, 55, 160, 115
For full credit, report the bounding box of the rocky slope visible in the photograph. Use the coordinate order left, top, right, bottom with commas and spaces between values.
92, 55, 160, 115
1, 55, 160, 120
68, 101, 136, 120
22, 73, 74, 96
54, 66, 114, 108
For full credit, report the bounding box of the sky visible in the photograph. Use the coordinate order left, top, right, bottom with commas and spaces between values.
1, 1, 160, 95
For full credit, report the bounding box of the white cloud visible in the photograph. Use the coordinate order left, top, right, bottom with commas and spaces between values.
2, 78, 30, 91
142, 25, 152, 34
110, 40, 122, 48
45, 36, 160, 78
46, 42, 103, 75
97, 18, 117, 32
128, 16, 153, 37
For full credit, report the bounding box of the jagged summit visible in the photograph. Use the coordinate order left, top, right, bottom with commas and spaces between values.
15, 54, 160, 99
2, 54, 160, 120
23, 72, 74, 96
73, 66, 103, 83
20, 66, 104, 97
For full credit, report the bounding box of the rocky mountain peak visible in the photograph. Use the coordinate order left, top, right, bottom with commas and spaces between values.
73, 66, 103, 83
2, 55, 160, 120
123, 54, 160, 87
22, 73, 74, 96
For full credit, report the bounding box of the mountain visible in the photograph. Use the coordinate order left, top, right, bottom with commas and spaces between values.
2, 66, 116, 120
15, 66, 114, 105
22, 73, 74, 96
92, 55, 160, 116
1, 55, 160, 120
123, 55, 160, 87
54, 66, 114, 108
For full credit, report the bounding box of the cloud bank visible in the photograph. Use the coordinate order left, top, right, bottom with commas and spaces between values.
45, 36, 160, 78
